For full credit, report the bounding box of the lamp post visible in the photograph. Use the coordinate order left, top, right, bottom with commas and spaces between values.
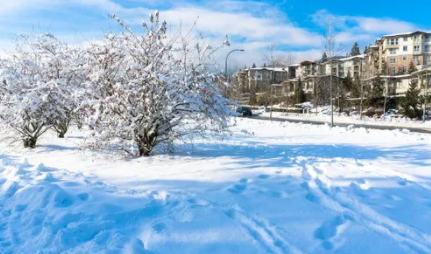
424, 64, 429, 122
225, 49, 245, 97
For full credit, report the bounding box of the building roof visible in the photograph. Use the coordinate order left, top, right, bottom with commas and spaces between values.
300, 60, 315, 65
381, 31, 431, 39
245, 67, 287, 72
339, 54, 365, 61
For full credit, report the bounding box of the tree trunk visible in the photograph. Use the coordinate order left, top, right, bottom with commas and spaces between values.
136, 127, 158, 157
138, 144, 152, 157
23, 137, 37, 148
56, 123, 68, 138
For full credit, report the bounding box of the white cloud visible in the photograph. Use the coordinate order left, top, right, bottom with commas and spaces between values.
312, 10, 421, 42
353, 17, 417, 35
0, 1, 427, 68
160, 6, 322, 46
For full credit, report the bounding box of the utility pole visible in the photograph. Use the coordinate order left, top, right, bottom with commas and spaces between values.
383, 79, 388, 116
330, 60, 334, 127
270, 85, 273, 121
424, 64, 429, 122
359, 60, 365, 120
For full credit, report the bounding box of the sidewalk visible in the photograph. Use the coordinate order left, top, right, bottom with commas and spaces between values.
253, 112, 431, 134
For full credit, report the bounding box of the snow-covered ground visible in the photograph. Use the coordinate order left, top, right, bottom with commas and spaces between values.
259, 111, 431, 131
1, 119, 431, 253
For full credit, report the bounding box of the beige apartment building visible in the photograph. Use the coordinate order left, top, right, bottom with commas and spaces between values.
234, 31, 431, 106
377, 31, 431, 75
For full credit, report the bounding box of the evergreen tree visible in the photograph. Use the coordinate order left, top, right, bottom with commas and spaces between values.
252, 63, 256, 68
350, 42, 361, 56
351, 76, 361, 98
321, 52, 328, 63
408, 61, 417, 74
343, 76, 354, 92
367, 75, 384, 108
402, 81, 421, 119
295, 78, 306, 104
313, 77, 328, 107
249, 86, 257, 105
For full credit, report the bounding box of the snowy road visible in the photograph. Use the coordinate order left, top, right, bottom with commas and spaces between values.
1, 119, 431, 253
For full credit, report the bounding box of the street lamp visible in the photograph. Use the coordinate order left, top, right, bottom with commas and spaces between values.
224, 49, 245, 96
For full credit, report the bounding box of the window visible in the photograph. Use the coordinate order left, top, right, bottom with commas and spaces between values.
389, 48, 397, 55
391, 67, 396, 74
413, 56, 419, 63
403, 56, 407, 62
403, 46, 408, 52
387, 38, 399, 45
414, 45, 420, 52
425, 45, 430, 52
390, 58, 396, 64
414, 35, 419, 41
404, 37, 408, 42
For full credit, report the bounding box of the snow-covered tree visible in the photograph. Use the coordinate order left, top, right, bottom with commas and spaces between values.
84, 13, 232, 156
0, 34, 83, 147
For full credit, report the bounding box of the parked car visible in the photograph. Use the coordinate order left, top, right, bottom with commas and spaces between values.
382, 109, 402, 120
236, 106, 252, 117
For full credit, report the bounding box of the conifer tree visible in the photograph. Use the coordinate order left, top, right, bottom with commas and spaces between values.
295, 78, 306, 104
351, 76, 361, 98
350, 42, 361, 56
367, 75, 384, 108
402, 81, 421, 118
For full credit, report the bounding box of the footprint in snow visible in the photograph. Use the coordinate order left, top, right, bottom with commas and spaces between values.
257, 174, 270, 180
314, 215, 349, 250
227, 179, 250, 194
227, 184, 247, 194
397, 178, 408, 186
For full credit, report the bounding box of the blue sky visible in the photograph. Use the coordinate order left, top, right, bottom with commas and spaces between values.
1, 0, 430, 69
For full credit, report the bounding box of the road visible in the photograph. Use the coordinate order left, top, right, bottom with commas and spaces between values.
251, 115, 431, 134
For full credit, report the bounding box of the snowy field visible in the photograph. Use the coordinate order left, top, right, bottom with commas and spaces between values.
1, 118, 431, 254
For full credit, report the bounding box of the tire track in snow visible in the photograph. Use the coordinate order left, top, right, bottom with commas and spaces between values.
298, 160, 431, 254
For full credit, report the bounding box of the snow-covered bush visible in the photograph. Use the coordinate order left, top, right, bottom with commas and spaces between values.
0, 35, 83, 147
84, 13, 232, 156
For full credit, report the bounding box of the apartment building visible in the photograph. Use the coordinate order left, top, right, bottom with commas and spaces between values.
378, 31, 431, 75
235, 67, 289, 93
233, 31, 431, 106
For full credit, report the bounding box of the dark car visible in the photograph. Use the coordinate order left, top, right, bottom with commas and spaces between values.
236, 106, 252, 117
